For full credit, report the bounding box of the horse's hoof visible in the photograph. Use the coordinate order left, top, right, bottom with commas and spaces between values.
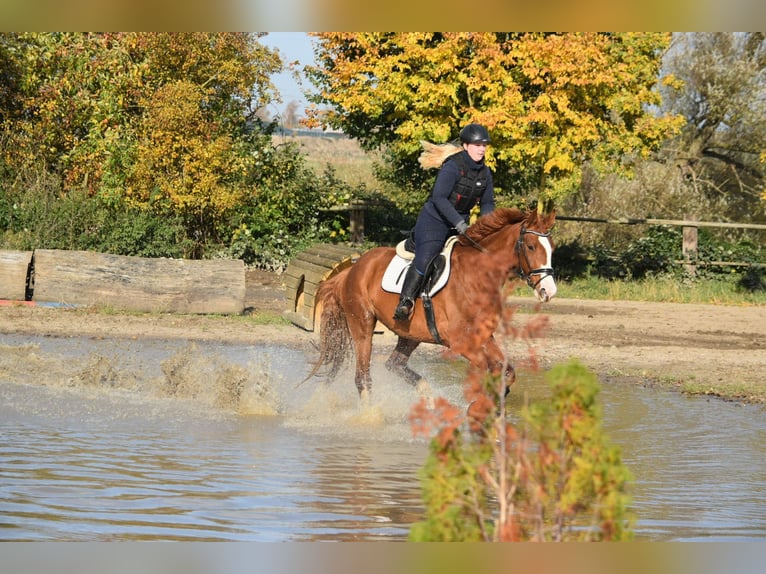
359, 388, 371, 407
416, 379, 435, 410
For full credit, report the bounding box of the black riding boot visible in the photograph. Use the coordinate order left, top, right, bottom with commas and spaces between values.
393, 265, 423, 321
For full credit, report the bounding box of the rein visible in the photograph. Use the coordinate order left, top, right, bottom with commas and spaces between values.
461, 232, 486, 253
516, 227, 555, 288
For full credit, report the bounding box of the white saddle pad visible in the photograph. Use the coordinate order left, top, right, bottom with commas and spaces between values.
381, 236, 458, 295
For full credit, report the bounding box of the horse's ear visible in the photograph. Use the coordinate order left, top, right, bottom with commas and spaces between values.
537, 197, 555, 215
543, 208, 556, 230
534, 198, 556, 229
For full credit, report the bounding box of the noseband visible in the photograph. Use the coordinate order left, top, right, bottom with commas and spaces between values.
516, 227, 555, 289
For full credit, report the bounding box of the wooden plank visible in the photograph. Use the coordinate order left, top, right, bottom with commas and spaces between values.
302, 291, 316, 309
0, 250, 32, 301
282, 309, 312, 331
321, 244, 362, 258
281, 243, 361, 331
293, 244, 360, 266
294, 250, 351, 268
32, 249, 245, 314
289, 259, 336, 285
282, 274, 303, 291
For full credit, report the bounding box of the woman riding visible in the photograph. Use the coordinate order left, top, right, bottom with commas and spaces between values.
393, 123, 496, 321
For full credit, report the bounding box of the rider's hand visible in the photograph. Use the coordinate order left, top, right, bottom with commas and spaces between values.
455, 221, 469, 235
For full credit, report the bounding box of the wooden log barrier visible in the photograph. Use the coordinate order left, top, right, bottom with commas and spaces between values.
282, 243, 361, 331
32, 249, 245, 314
0, 250, 33, 301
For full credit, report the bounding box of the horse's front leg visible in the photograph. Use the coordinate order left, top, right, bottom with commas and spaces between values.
484, 335, 515, 386
457, 335, 514, 432
454, 334, 510, 382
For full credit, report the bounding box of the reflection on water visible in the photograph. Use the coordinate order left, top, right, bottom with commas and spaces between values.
0, 334, 764, 541
602, 384, 766, 542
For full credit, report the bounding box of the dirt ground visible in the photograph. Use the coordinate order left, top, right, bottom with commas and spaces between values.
1, 268, 764, 404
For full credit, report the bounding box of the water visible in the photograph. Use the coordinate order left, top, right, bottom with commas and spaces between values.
1, 334, 764, 541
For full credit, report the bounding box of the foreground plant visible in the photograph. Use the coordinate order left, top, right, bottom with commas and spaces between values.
409, 341, 634, 541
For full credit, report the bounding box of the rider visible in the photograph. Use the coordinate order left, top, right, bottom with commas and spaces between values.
393, 123, 496, 321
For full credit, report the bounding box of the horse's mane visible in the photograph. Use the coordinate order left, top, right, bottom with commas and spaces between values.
464, 207, 528, 243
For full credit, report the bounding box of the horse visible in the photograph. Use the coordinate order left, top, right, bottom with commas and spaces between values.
307, 206, 557, 403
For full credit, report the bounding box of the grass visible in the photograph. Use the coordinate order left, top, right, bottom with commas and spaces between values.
272, 132, 380, 187
679, 379, 765, 404
240, 310, 291, 326
607, 371, 766, 405
557, 275, 766, 306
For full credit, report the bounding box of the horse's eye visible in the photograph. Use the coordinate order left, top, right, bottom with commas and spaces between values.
527, 244, 535, 251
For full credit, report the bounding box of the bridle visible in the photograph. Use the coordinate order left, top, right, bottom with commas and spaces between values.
516, 227, 555, 289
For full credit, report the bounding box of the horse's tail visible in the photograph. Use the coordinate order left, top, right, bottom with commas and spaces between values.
418, 140, 461, 170
297, 273, 353, 387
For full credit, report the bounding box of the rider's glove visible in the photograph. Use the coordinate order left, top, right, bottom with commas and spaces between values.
455, 220, 469, 235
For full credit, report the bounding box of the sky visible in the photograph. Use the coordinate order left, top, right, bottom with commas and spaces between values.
259, 32, 316, 111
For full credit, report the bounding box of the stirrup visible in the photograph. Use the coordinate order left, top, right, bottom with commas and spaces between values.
393, 298, 414, 321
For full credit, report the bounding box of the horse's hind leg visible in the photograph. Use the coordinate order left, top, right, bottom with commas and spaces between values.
385, 337, 433, 407
352, 334, 373, 403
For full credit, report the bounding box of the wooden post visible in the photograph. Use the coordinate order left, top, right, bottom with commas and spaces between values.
349, 200, 366, 243
682, 219, 698, 276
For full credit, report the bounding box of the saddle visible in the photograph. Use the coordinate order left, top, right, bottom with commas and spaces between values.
381, 235, 459, 296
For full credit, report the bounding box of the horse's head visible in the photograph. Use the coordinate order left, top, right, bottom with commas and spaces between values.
517, 210, 557, 303
462, 207, 557, 302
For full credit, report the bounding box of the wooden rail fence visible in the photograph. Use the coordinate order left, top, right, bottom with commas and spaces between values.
556, 215, 766, 274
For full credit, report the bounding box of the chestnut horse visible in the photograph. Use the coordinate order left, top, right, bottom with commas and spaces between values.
309, 207, 557, 402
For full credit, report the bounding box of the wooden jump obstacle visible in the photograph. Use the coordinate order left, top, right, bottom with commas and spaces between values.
282, 243, 361, 331
0, 250, 33, 301
0, 249, 246, 314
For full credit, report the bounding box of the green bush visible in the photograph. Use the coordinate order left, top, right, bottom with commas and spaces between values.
409, 359, 633, 542
96, 208, 190, 258
0, 168, 190, 258
0, 134, 361, 269
556, 225, 764, 286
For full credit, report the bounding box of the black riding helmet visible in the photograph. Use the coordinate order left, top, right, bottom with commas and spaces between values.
459, 123, 491, 145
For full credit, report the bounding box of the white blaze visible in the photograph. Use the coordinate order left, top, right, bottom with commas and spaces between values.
536, 236, 557, 301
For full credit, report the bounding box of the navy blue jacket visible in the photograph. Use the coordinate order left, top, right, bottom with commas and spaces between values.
412, 150, 495, 273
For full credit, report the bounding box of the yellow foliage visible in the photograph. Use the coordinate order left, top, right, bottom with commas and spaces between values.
310, 32, 682, 198
127, 80, 249, 220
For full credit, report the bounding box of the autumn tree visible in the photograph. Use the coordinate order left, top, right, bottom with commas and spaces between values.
306, 32, 683, 210
126, 81, 253, 255
660, 32, 766, 221
0, 32, 300, 258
